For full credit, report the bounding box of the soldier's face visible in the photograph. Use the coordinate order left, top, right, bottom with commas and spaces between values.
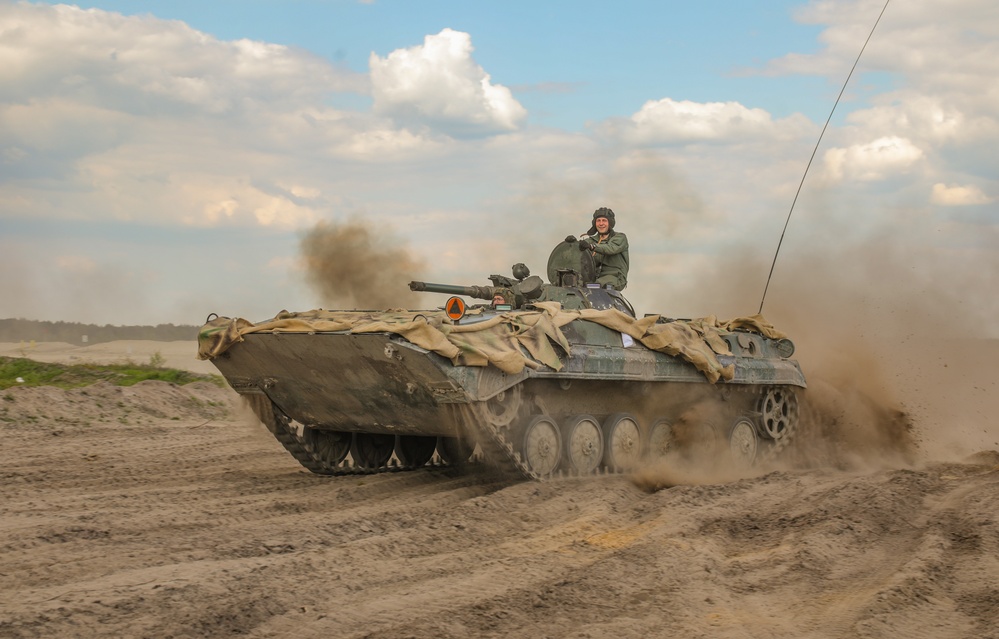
595, 217, 610, 234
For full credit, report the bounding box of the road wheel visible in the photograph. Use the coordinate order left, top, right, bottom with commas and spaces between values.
560, 415, 603, 475
350, 433, 394, 469
521, 415, 562, 476
304, 428, 350, 466
394, 435, 437, 468
647, 418, 674, 461
728, 415, 760, 467
602, 413, 644, 470
437, 436, 474, 466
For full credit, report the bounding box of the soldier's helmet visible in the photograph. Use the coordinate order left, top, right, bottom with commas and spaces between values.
588, 207, 615, 234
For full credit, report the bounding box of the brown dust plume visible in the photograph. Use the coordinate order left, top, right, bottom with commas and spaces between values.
300, 220, 426, 310
651, 208, 997, 472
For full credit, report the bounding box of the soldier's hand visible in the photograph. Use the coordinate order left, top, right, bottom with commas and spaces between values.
577, 239, 591, 251
565, 235, 577, 243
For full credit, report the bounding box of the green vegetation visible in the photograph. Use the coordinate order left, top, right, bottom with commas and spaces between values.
0, 355, 225, 390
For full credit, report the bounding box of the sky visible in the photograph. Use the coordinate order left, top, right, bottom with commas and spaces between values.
1, 0, 997, 345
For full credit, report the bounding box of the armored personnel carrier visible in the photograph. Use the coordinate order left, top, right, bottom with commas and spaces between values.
198, 238, 805, 480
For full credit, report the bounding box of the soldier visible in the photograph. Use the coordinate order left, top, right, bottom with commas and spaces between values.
566, 207, 629, 290
491, 288, 514, 309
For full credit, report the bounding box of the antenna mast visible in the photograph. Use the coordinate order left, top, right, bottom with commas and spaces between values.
758, 0, 891, 315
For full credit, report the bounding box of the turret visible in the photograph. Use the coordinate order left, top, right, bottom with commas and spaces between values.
409, 239, 636, 317
409, 263, 545, 309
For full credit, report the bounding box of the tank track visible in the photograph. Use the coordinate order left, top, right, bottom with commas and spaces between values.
243, 394, 459, 476
462, 405, 545, 481
244, 384, 800, 481
757, 411, 798, 463
466, 412, 633, 481
243, 392, 549, 480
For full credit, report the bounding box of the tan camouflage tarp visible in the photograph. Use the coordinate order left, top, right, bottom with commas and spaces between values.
197, 304, 787, 383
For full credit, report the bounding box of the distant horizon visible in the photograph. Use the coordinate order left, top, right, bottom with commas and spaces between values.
0, 318, 200, 345
0, 318, 199, 328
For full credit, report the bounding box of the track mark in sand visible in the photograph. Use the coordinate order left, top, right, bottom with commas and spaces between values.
583, 521, 657, 550
808, 468, 992, 638
4, 379, 999, 638
247, 479, 664, 639
692, 466, 986, 639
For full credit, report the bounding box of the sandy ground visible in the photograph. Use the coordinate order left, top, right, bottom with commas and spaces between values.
2, 341, 998, 638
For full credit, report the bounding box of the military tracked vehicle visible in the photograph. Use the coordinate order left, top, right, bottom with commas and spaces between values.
198, 238, 805, 480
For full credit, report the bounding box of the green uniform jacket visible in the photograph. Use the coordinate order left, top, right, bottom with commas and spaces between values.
585, 231, 629, 290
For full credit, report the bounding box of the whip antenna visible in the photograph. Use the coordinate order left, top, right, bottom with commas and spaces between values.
758, 0, 890, 315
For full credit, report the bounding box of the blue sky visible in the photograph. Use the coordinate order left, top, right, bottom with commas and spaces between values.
68, 0, 830, 126
1, 0, 997, 346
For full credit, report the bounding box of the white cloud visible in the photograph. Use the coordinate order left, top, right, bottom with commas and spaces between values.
369, 28, 527, 136
203, 198, 239, 222
822, 136, 924, 182
837, 93, 999, 154
931, 183, 993, 206
0, 3, 363, 112
0, 3, 428, 231
767, 1, 999, 187
596, 97, 813, 147
778, 0, 999, 86
628, 98, 777, 142
338, 126, 443, 157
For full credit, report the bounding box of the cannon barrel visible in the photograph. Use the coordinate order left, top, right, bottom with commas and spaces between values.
408, 281, 495, 300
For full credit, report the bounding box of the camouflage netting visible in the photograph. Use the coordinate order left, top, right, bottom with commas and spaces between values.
197, 302, 787, 383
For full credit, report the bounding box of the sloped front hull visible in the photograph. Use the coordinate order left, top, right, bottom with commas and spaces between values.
211, 332, 466, 437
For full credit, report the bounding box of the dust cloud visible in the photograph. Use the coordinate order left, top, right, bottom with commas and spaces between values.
655, 210, 999, 473
629, 377, 919, 493
300, 220, 427, 310
762, 226, 997, 463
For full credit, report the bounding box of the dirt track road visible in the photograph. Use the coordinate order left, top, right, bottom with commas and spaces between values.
2, 377, 998, 639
